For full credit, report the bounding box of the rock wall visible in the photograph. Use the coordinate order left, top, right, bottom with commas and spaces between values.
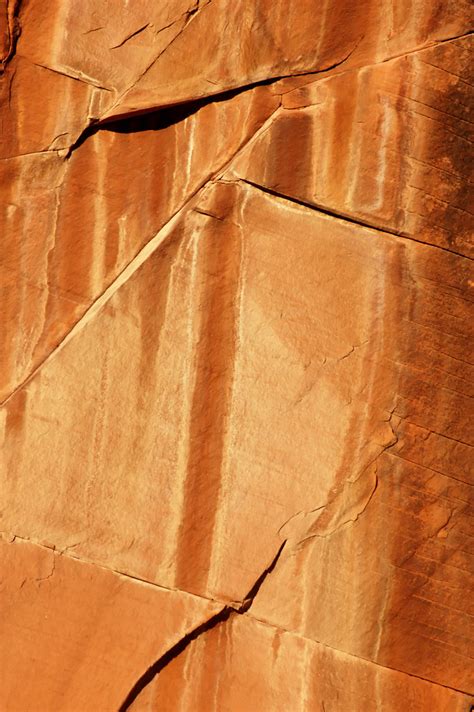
1, 2, 473, 710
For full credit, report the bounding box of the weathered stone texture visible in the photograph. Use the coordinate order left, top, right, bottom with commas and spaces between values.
1, 1, 472, 710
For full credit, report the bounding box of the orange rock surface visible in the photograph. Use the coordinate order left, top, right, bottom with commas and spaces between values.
1, 1, 473, 710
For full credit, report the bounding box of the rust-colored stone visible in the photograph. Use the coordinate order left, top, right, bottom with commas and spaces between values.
0, 537, 222, 711
225, 37, 474, 257
1, 1, 472, 710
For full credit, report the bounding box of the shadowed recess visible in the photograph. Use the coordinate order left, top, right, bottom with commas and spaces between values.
66, 43, 366, 157
66, 78, 281, 156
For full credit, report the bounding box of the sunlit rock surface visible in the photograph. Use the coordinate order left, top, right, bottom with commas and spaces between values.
1, 1, 472, 710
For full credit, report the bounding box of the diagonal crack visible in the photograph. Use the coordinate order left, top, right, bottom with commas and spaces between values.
117, 525, 473, 708
0, 188, 199, 407
110, 24, 150, 50
107, 0, 212, 109
117, 608, 232, 711
233, 179, 473, 261
28, 59, 113, 90
65, 37, 359, 156
65, 78, 281, 155
4, 14, 472, 709
0, 100, 281, 407
240, 613, 474, 697
3, 532, 221, 605
117, 542, 286, 711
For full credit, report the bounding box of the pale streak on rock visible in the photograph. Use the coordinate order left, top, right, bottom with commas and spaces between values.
127, 613, 472, 710
225, 37, 474, 258
2, 2, 473, 709
1, 182, 404, 605
1, 186, 204, 408
0, 85, 280, 402
102, 2, 473, 119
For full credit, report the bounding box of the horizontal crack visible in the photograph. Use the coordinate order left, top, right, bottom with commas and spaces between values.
2, 532, 221, 604
1, 148, 62, 160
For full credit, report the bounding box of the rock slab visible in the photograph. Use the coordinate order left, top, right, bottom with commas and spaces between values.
1, 1, 473, 710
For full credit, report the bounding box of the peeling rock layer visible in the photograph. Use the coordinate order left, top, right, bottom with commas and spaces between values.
1, 2, 473, 711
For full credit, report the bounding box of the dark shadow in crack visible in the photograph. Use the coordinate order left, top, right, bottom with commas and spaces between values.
67, 37, 367, 158
101, 86, 249, 133
117, 541, 286, 711
67, 78, 278, 157
117, 607, 233, 712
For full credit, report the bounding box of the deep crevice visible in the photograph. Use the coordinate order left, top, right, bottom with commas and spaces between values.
66, 42, 362, 158
66, 29, 473, 160
65, 76, 281, 157
117, 608, 232, 711
117, 541, 286, 711
239, 541, 286, 613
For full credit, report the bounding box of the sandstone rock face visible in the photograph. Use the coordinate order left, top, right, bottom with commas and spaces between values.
1, 2, 473, 711
0, 537, 222, 711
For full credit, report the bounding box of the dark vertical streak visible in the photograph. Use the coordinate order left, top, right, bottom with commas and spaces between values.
175, 216, 242, 595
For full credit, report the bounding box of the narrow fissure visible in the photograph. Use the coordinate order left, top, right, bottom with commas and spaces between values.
117, 542, 286, 711
236, 179, 473, 261
1, 0, 21, 71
